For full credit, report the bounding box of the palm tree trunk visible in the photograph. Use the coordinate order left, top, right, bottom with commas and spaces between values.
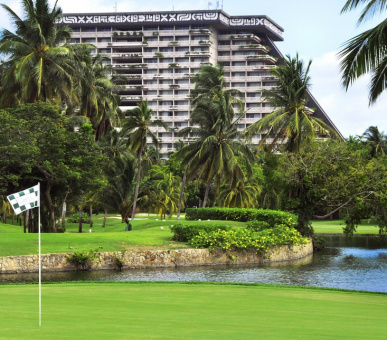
102, 209, 107, 228
177, 168, 187, 220
61, 201, 67, 232
202, 180, 211, 208
24, 210, 29, 233
131, 147, 143, 222
89, 205, 93, 229
78, 206, 83, 233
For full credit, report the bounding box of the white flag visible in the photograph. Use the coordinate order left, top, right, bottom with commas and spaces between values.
7, 184, 40, 215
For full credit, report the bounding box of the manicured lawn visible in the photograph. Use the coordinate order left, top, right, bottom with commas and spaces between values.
0, 214, 245, 256
312, 219, 380, 234
0, 282, 386, 339
0, 214, 381, 257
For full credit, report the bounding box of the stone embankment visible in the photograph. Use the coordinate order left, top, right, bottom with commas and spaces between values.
0, 240, 313, 274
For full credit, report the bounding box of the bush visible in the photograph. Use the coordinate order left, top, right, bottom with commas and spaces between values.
189, 226, 307, 254
185, 208, 297, 228
246, 220, 270, 232
170, 223, 233, 242
66, 249, 99, 271
66, 213, 90, 224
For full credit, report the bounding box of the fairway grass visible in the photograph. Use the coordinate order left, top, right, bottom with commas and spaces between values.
0, 282, 386, 339
0, 215, 382, 257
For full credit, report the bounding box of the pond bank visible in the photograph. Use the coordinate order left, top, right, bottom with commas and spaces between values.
0, 240, 312, 274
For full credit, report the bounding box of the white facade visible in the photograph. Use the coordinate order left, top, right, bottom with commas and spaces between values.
60, 10, 339, 155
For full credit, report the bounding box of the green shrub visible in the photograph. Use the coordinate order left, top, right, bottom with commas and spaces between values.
66, 213, 90, 224
185, 208, 297, 228
189, 226, 307, 254
66, 249, 99, 271
246, 220, 270, 232
170, 223, 233, 242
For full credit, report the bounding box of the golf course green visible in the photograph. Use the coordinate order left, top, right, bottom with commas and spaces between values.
1, 282, 386, 339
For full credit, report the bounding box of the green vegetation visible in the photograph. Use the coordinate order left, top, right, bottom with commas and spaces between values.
0, 282, 386, 339
0, 214, 248, 256
189, 226, 307, 253
186, 207, 297, 227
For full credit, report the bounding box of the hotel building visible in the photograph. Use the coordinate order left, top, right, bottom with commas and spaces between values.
58, 10, 341, 156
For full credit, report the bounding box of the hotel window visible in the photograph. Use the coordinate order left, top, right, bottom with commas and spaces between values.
160, 47, 173, 52
98, 38, 111, 43
160, 26, 174, 30
81, 27, 95, 32
232, 61, 245, 66
71, 38, 80, 43
176, 36, 189, 41
82, 38, 96, 43
144, 26, 158, 31
144, 58, 157, 63
232, 72, 245, 77
161, 58, 173, 63
176, 25, 189, 30
160, 36, 173, 41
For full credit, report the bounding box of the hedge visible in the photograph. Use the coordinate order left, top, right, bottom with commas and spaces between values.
185, 208, 297, 228
170, 223, 233, 242
189, 226, 308, 253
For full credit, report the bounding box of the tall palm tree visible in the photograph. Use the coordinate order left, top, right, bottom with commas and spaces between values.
121, 99, 168, 221
339, 0, 387, 103
362, 125, 386, 156
176, 64, 247, 209
0, 0, 77, 105
76, 51, 121, 140
178, 91, 254, 207
246, 54, 336, 153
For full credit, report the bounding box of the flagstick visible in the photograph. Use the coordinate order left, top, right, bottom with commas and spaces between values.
38, 182, 41, 327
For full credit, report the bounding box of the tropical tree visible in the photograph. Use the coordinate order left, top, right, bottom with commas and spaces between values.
76, 51, 121, 140
178, 91, 254, 207
339, 0, 387, 103
120, 99, 168, 221
0, 0, 77, 105
362, 125, 386, 157
100, 156, 136, 223
139, 165, 181, 219
245, 54, 337, 153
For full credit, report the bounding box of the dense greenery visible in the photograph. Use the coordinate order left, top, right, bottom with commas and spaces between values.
0, 1, 385, 240
170, 223, 233, 242
189, 226, 307, 253
185, 207, 297, 228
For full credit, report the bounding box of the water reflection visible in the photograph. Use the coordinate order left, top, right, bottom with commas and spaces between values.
1, 239, 386, 293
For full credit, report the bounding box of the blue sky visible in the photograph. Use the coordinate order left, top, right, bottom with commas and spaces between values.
1, 0, 386, 137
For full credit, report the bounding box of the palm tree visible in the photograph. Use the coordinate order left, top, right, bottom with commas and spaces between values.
246, 54, 336, 153
217, 180, 260, 208
362, 125, 386, 157
0, 0, 77, 105
121, 100, 168, 221
178, 91, 254, 207
76, 51, 121, 140
339, 0, 387, 103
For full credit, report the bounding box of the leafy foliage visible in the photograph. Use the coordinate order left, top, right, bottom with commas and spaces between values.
185, 207, 298, 228
189, 226, 308, 254
170, 223, 233, 242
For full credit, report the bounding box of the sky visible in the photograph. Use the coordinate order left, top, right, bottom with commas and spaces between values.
1, 0, 386, 137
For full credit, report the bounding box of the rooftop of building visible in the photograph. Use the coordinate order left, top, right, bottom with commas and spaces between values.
58, 9, 284, 41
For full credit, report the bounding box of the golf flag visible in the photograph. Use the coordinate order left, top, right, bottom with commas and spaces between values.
7, 185, 40, 215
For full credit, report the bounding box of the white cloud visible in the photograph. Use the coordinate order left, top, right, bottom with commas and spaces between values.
309, 52, 387, 137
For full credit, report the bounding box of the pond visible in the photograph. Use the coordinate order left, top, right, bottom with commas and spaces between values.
1, 236, 386, 293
